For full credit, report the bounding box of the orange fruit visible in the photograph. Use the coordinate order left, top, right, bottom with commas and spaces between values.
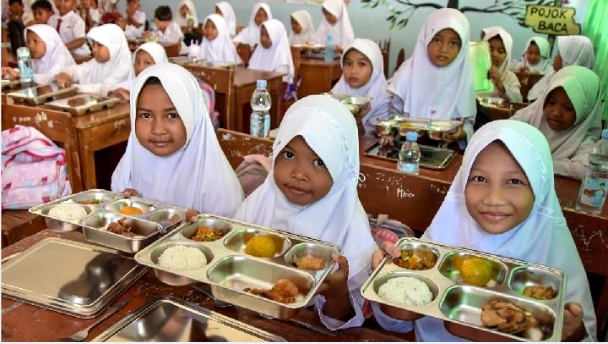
121, 206, 143, 215
460, 257, 492, 286
245, 235, 277, 258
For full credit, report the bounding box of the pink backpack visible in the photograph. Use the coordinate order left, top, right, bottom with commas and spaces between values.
2, 125, 71, 209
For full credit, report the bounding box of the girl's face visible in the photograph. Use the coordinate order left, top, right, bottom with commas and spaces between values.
553, 54, 563, 72
525, 42, 541, 65
215, 6, 222, 16
427, 28, 461, 67
179, 5, 189, 19
92, 41, 110, 62
290, 16, 302, 34
489, 37, 507, 67
322, 7, 337, 25
543, 87, 576, 131
260, 26, 271, 49
135, 84, 187, 157
273, 135, 333, 206
134, 50, 154, 77
254, 8, 268, 26
26, 31, 46, 59
465, 141, 535, 235
343, 48, 373, 88
204, 19, 218, 41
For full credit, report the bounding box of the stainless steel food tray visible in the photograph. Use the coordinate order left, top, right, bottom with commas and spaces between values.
135, 214, 342, 319
169, 56, 236, 69
364, 142, 456, 170
328, 93, 372, 115
470, 41, 494, 94
44, 94, 120, 115
7, 84, 78, 104
371, 116, 463, 141
1, 237, 148, 318
361, 237, 566, 341
92, 296, 285, 341
1, 79, 21, 90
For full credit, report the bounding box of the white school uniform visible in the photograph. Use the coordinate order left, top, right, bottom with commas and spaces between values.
22, 0, 57, 24
248, 19, 294, 83
98, 0, 117, 14
197, 14, 241, 64
482, 27, 522, 102
512, 66, 601, 180
233, 2, 272, 47
174, 0, 199, 28
315, 0, 354, 49
48, 10, 91, 56
375, 119, 597, 341
331, 38, 390, 136
216, 1, 236, 38
513, 36, 553, 75
111, 63, 244, 216
88, 8, 101, 27
60, 24, 131, 96
155, 21, 184, 45
289, 10, 315, 45
234, 95, 377, 330
24, 24, 75, 85
107, 42, 168, 94
124, 10, 145, 39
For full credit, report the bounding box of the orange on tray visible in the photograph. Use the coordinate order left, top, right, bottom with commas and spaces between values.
121, 206, 143, 215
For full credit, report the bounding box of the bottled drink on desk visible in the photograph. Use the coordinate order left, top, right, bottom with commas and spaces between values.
324, 34, 334, 62
576, 129, 608, 215
398, 132, 420, 175
250, 79, 271, 138
16, 47, 33, 84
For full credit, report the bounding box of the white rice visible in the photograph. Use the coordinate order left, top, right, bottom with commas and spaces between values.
157, 245, 207, 270
48, 205, 88, 221
378, 276, 433, 307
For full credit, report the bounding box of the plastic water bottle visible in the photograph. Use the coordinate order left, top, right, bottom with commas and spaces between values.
16, 47, 33, 83
576, 129, 608, 214
324, 34, 334, 62
250, 79, 271, 137
398, 132, 421, 175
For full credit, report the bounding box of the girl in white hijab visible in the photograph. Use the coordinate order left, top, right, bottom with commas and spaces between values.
232, 2, 272, 48
512, 65, 601, 180
513, 36, 553, 75
373, 120, 597, 341
215, 1, 236, 38
197, 14, 241, 64
248, 19, 294, 83
111, 63, 243, 216
528, 35, 595, 101
234, 95, 377, 330
175, 0, 198, 28
315, 0, 354, 52
331, 38, 390, 137
289, 10, 316, 45
482, 26, 523, 102
54, 24, 132, 96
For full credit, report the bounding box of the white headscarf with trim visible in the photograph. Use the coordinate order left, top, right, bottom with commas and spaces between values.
248, 19, 294, 83
289, 10, 316, 45
232, 2, 272, 46
314, 0, 354, 49
199, 14, 242, 64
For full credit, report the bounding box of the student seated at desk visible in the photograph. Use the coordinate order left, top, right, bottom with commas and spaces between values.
123, 0, 144, 39
512, 66, 601, 181
54, 23, 131, 95
193, 14, 241, 64
372, 120, 597, 341
48, 0, 90, 56
111, 64, 243, 216
2, 24, 75, 84
215, 1, 236, 38
314, 0, 354, 53
289, 10, 315, 45
234, 95, 377, 331
77, 0, 101, 30
511, 36, 553, 75
175, 0, 198, 28
30, 0, 54, 25
481, 26, 522, 103
248, 19, 294, 83
146, 5, 185, 52
232, 2, 272, 49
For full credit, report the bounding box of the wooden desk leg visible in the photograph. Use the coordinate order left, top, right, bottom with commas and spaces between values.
65, 138, 84, 193
77, 129, 97, 190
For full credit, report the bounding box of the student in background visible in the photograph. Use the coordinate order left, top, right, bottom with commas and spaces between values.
233, 2, 272, 48
482, 26, 522, 102
528, 35, 595, 102
7, 0, 26, 53
78, 0, 100, 30
215, 1, 236, 38
123, 0, 144, 39
512, 66, 601, 181
248, 19, 294, 83
147, 6, 183, 45
512, 36, 553, 75
31, 0, 54, 25
195, 14, 241, 64
289, 10, 315, 45
175, 0, 198, 28
98, 0, 116, 14
315, 0, 354, 53
48, 0, 90, 56
331, 38, 390, 137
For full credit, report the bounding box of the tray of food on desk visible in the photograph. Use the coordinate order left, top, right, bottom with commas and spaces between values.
361, 237, 566, 342
134, 214, 341, 319
477, 95, 507, 108
1, 78, 21, 90
29, 189, 188, 253
365, 142, 456, 170
44, 94, 120, 115
7, 83, 78, 105
292, 43, 326, 51
371, 116, 463, 141
168, 57, 236, 69
326, 93, 372, 115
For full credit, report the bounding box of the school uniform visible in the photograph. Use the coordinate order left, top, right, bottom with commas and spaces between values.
315, 0, 354, 49
88, 8, 102, 27
216, 1, 236, 38
174, 0, 199, 28
124, 10, 145, 39
21, 0, 57, 24
512, 66, 601, 180
233, 2, 272, 47
155, 21, 184, 44
111, 63, 243, 216
482, 27, 522, 103
48, 10, 91, 56
248, 19, 294, 83
197, 14, 241, 64
24, 24, 76, 84
289, 10, 315, 45
512, 37, 553, 75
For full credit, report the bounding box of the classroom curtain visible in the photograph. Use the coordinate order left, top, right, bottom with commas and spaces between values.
583, 0, 608, 122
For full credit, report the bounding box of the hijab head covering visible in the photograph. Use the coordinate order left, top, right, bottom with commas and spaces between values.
248, 19, 294, 83
315, 0, 355, 49
232, 2, 272, 46
422, 119, 596, 340
483, 26, 513, 75
111, 63, 244, 216
80, 24, 132, 85
234, 95, 377, 283
216, 1, 236, 37
557, 35, 595, 69
480, 26, 501, 39
388, 8, 476, 120
289, 10, 316, 45
520, 36, 552, 73
199, 14, 242, 64
24, 24, 75, 75
176, 0, 199, 27
132, 42, 168, 78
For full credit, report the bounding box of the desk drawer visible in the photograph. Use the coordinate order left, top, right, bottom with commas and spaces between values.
85, 117, 131, 150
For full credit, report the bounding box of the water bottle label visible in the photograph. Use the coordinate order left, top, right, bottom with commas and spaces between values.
250, 114, 261, 137
18, 61, 33, 82
578, 176, 608, 208
403, 163, 419, 174
263, 113, 270, 137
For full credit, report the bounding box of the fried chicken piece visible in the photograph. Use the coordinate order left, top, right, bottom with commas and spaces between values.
481, 300, 537, 334
523, 285, 556, 300
294, 255, 326, 270
244, 279, 299, 304
107, 217, 135, 237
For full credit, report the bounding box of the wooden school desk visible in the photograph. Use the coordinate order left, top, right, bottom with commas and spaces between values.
1, 210, 44, 248
298, 57, 342, 98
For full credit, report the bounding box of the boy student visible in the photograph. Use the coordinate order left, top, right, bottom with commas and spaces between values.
31, 0, 54, 24
7, 0, 26, 53
48, 0, 90, 56
147, 5, 183, 45
123, 0, 144, 39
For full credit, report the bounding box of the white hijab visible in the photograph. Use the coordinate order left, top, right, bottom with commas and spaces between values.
332, 38, 390, 134
111, 63, 243, 216
117, 42, 169, 91
232, 2, 272, 46
517, 36, 553, 74
388, 8, 476, 120
77, 24, 132, 85
512, 66, 601, 179
175, 0, 199, 27
420, 119, 596, 341
234, 95, 377, 283
216, 1, 236, 38
248, 19, 294, 83
24, 24, 75, 76
289, 10, 316, 45
314, 0, 354, 49
198, 14, 242, 64
483, 26, 513, 75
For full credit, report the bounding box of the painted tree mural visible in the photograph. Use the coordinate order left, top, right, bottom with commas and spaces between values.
362, 0, 556, 30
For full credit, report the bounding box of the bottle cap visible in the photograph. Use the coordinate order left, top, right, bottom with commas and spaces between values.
16, 47, 30, 58
256, 79, 267, 89
406, 131, 418, 141
602, 129, 608, 140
